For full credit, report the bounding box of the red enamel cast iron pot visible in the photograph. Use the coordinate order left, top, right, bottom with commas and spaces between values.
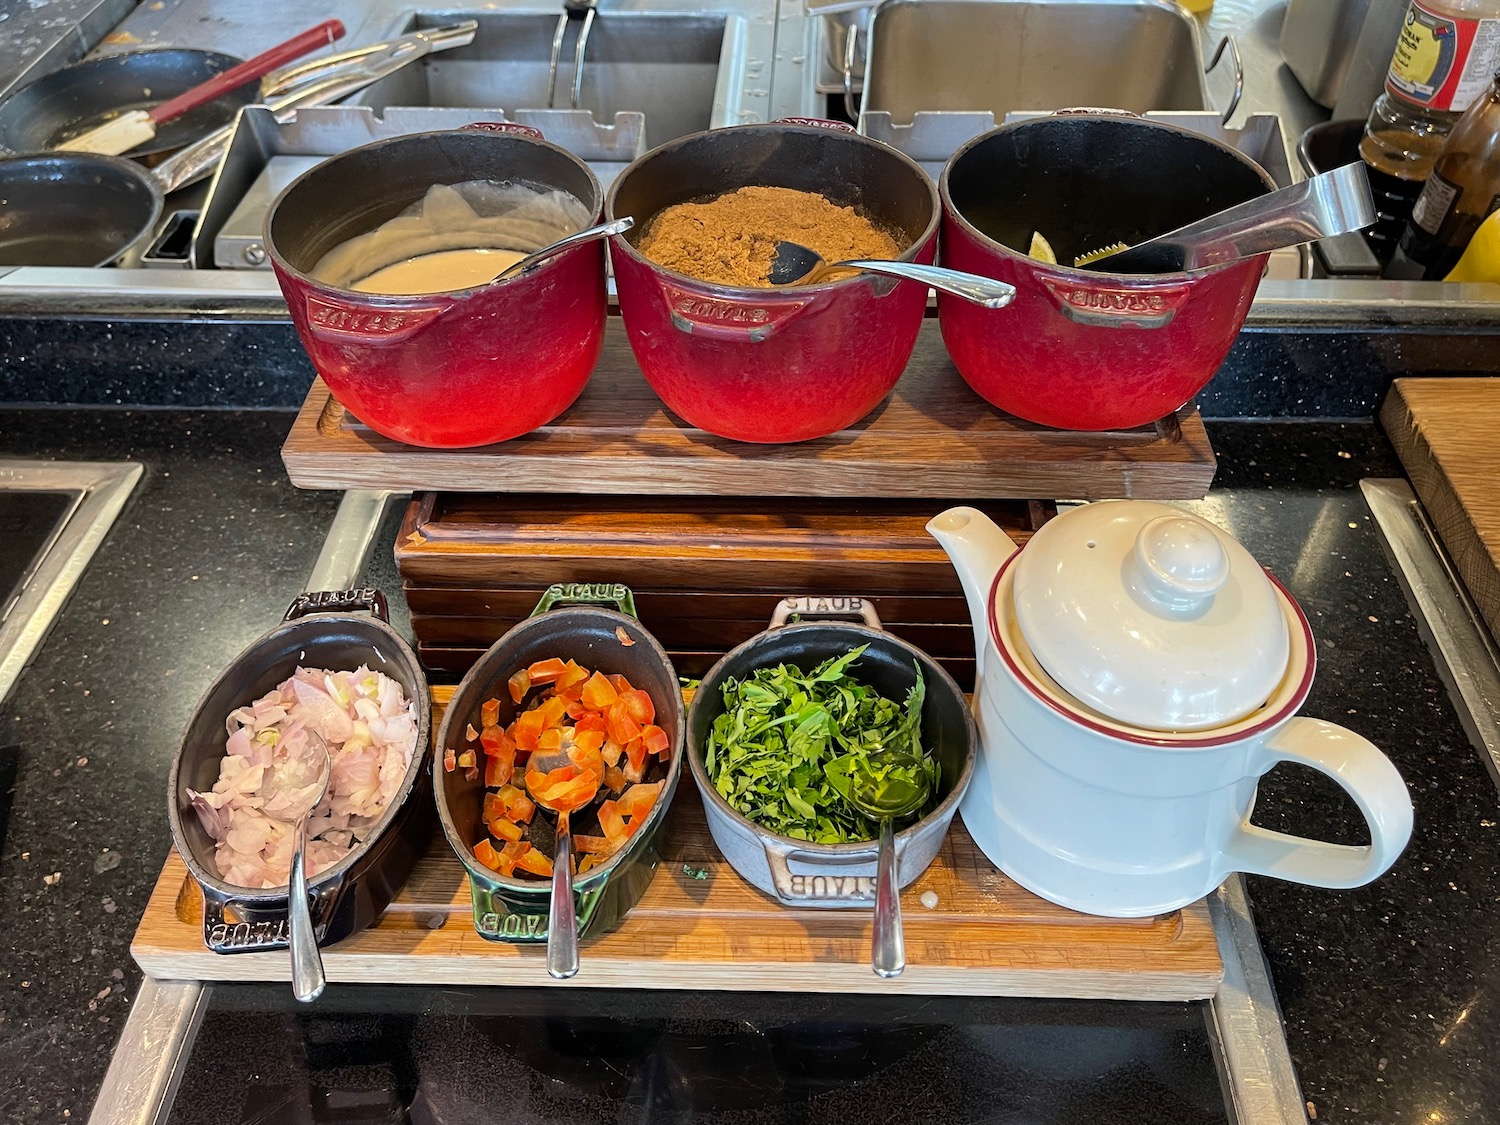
606, 119, 939, 444
938, 113, 1277, 431
265, 124, 605, 449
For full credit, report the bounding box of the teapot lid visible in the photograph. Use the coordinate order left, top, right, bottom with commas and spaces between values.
1010, 501, 1289, 731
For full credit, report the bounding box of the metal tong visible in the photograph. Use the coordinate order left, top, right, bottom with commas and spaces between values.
547, 0, 599, 110
1079, 162, 1376, 274
150, 21, 479, 195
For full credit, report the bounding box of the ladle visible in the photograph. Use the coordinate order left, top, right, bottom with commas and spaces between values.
833, 748, 932, 978
497, 217, 634, 280
288, 731, 332, 1003
768, 240, 1015, 308
524, 739, 604, 979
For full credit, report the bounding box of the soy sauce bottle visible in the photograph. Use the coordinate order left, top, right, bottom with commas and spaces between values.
1386, 69, 1500, 278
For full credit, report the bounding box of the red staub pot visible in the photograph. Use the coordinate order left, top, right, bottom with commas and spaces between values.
266, 124, 605, 449
938, 113, 1276, 431
606, 120, 939, 444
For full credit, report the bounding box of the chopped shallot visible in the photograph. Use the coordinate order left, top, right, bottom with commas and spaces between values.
187, 666, 417, 889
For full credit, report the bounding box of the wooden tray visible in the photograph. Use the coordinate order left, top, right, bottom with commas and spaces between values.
133, 689, 1223, 999
281, 321, 1217, 498
1381, 378, 1500, 643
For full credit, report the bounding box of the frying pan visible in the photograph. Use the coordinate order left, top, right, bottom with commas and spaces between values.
0, 154, 163, 267
0, 50, 254, 159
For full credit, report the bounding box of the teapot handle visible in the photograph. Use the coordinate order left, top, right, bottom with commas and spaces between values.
1222, 717, 1413, 888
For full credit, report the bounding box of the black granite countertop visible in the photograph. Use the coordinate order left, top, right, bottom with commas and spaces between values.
0, 409, 1494, 1124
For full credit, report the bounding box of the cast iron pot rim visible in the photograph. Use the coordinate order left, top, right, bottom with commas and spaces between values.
686, 620, 977, 856
937, 112, 1278, 284
263, 126, 604, 302
604, 120, 941, 296
0, 151, 164, 268
434, 604, 687, 897
166, 611, 432, 904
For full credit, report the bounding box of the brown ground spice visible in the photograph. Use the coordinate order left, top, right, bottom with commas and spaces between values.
636, 185, 902, 287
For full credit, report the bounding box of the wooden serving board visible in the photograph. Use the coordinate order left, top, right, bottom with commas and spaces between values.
133, 689, 1223, 999
1382, 378, 1500, 642
281, 321, 1217, 499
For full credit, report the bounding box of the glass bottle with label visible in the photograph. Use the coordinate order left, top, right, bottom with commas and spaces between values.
1386, 69, 1500, 277
1358, 0, 1500, 262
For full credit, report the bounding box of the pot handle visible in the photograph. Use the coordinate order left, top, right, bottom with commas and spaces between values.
284, 588, 390, 624
1207, 37, 1244, 126
1222, 717, 1413, 888
529, 581, 638, 620
461, 121, 544, 140
774, 116, 858, 133
768, 594, 883, 631
660, 280, 817, 343
301, 292, 450, 345
201, 882, 340, 953
762, 838, 878, 906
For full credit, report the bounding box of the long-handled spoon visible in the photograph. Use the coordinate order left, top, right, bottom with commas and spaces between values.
524, 740, 604, 979
496, 217, 635, 280
288, 731, 332, 1003
832, 749, 932, 978
767, 241, 1015, 308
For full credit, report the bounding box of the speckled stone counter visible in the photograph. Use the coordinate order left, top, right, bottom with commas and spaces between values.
0, 411, 1494, 1124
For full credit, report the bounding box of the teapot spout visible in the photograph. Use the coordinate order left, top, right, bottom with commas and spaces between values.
927, 507, 1019, 680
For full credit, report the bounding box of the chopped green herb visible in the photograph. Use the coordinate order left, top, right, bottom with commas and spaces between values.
703, 646, 937, 844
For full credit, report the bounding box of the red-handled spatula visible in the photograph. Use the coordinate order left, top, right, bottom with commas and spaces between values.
55, 19, 345, 157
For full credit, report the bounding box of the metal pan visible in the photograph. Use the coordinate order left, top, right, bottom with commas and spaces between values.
0, 49, 255, 159
0, 153, 163, 267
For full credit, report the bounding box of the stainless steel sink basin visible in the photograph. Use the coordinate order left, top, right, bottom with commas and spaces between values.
861, 0, 1212, 123
358, 10, 744, 150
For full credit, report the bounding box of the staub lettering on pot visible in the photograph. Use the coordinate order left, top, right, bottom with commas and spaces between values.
305, 298, 423, 335
209, 918, 290, 951
1065, 290, 1168, 312
673, 297, 770, 324
787, 874, 875, 899
479, 912, 548, 939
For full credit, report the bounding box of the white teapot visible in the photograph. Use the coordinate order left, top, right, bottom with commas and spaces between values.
927, 502, 1413, 918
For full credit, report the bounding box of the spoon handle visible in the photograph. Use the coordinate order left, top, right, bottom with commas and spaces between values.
835, 261, 1016, 309
871, 815, 905, 978
547, 812, 580, 979
289, 816, 327, 1002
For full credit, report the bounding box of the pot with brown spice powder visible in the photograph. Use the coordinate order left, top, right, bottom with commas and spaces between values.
606, 119, 942, 443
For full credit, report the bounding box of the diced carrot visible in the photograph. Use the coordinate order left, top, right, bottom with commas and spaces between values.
498, 785, 535, 823
488, 817, 524, 842
555, 660, 590, 698
598, 800, 627, 841
578, 854, 599, 874
538, 727, 563, 753
480, 725, 513, 755
604, 765, 627, 792
618, 781, 663, 818
580, 671, 619, 711
529, 770, 598, 813
515, 847, 553, 878
624, 738, 648, 782
465, 723, 479, 742
484, 748, 514, 789
507, 669, 530, 704
483, 792, 506, 822
641, 724, 670, 757
443, 746, 457, 773
473, 839, 503, 871
564, 700, 589, 720
601, 740, 623, 767
615, 626, 636, 647
512, 708, 545, 751
575, 834, 617, 855
456, 748, 476, 770
574, 711, 607, 734
605, 702, 642, 747
619, 689, 655, 726
539, 695, 570, 730
609, 674, 635, 694
526, 657, 568, 684
573, 728, 606, 755
481, 698, 501, 727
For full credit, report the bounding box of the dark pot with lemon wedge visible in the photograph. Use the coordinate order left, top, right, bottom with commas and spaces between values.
435, 583, 684, 945
686, 596, 976, 907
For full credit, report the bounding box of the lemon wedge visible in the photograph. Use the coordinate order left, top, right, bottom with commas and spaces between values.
1444, 210, 1500, 284
1028, 231, 1058, 264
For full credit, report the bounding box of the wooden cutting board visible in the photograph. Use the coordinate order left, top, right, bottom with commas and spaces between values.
281, 320, 1216, 498
1381, 378, 1500, 641
132, 688, 1222, 999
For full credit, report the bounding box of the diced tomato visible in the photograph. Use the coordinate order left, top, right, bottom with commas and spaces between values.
605, 702, 642, 746
473, 838, 503, 871
443, 746, 457, 773
640, 724, 670, 757
512, 708, 545, 751
580, 671, 619, 711
507, 669, 530, 704
618, 781, 663, 818
488, 817, 524, 842
526, 657, 568, 684
604, 765, 627, 792
619, 689, 655, 726
575, 834, 617, 855
598, 800, 627, 840
624, 738, 648, 782
601, 740, 623, 767
484, 748, 514, 788
481, 698, 501, 727
615, 626, 636, 647
539, 695, 569, 730
514, 847, 553, 878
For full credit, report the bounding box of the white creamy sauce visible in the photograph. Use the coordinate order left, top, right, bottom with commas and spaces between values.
350, 248, 529, 295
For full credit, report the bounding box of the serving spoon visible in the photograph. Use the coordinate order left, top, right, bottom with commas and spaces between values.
837, 748, 932, 978
524, 741, 603, 979
767, 240, 1016, 308
288, 731, 332, 1003
496, 217, 635, 280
